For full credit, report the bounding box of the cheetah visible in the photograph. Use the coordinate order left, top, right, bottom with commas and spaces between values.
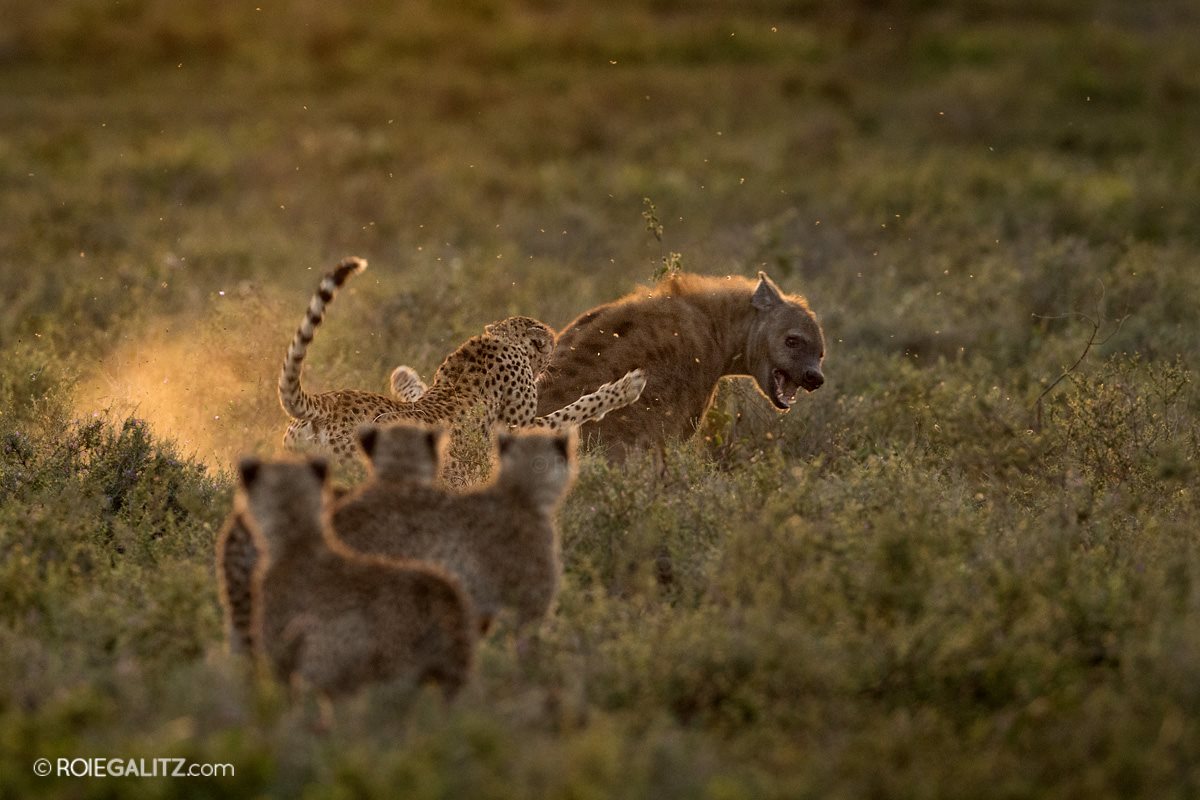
277, 257, 647, 471
216, 424, 442, 656
332, 425, 576, 633
536, 271, 825, 459
237, 456, 475, 699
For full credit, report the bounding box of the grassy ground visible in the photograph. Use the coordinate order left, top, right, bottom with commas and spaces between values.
2, 1, 1200, 797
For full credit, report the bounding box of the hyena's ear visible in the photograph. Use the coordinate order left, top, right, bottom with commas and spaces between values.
751, 271, 783, 310
237, 457, 261, 489
309, 457, 329, 484
497, 431, 517, 457
356, 425, 379, 459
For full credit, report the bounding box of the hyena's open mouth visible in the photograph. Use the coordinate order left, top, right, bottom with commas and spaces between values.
771, 369, 799, 409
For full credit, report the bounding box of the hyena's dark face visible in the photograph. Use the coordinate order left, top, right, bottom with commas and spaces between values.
746, 274, 825, 411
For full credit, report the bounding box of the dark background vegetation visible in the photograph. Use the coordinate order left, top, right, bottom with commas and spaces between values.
1, 1, 1198, 797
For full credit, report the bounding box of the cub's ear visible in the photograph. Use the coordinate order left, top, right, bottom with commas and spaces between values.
309, 457, 329, 484
237, 457, 261, 489
552, 433, 571, 460
424, 428, 443, 457
751, 271, 783, 310
356, 425, 379, 458
483, 322, 497, 336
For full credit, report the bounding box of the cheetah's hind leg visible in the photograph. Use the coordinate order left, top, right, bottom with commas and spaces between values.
388, 366, 428, 402
529, 368, 647, 429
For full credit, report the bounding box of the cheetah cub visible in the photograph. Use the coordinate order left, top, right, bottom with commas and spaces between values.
333, 425, 576, 632
215, 424, 443, 656
278, 257, 646, 469
354, 422, 445, 483
237, 456, 475, 699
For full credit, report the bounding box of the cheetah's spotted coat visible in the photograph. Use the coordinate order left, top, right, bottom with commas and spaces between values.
276, 258, 646, 473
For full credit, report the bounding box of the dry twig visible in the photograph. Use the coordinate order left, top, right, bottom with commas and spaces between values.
1032, 281, 1129, 430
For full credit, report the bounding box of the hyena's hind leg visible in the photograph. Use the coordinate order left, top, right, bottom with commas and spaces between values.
388, 366, 428, 402
529, 368, 647, 430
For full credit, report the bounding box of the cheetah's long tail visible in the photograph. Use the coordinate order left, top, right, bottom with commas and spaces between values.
277, 257, 367, 421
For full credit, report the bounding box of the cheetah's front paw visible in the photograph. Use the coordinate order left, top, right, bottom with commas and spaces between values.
615, 368, 647, 404
591, 368, 646, 422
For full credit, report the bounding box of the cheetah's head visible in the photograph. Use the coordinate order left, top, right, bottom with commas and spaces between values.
745, 272, 825, 410
356, 422, 446, 484
236, 456, 328, 550
484, 316, 556, 378
495, 428, 576, 509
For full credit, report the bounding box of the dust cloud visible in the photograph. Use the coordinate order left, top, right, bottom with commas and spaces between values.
75, 295, 293, 470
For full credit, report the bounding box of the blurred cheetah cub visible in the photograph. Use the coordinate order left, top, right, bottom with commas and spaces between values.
354, 421, 446, 483
335, 426, 576, 632
237, 456, 475, 698
215, 424, 443, 656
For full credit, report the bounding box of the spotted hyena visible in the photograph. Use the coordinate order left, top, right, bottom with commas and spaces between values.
535, 271, 825, 458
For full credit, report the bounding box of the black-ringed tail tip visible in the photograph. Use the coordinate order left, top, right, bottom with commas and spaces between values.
315, 258, 367, 305
332, 257, 367, 285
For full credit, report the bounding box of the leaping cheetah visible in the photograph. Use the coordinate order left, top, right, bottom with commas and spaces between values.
277, 257, 647, 470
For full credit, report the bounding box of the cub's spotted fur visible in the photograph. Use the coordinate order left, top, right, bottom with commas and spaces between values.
238, 456, 475, 698
216, 424, 442, 656
216, 509, 263, 656
334, 426, 576, 632
277, 258, 646, 471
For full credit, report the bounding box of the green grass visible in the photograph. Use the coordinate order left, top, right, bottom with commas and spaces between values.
2, 1, 1199, 797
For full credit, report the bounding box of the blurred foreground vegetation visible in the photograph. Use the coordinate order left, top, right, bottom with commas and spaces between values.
2, 1, 1199, 797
